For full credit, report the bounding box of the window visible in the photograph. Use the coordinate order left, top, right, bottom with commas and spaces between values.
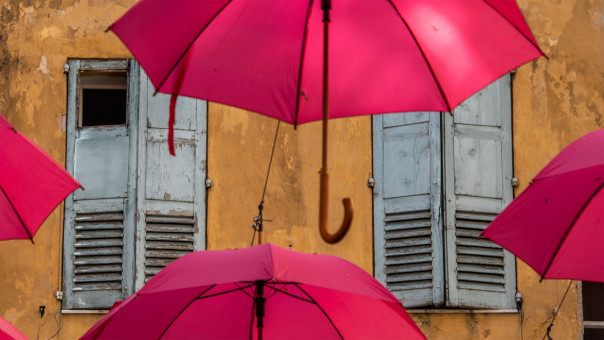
62, 59, 207, 309
372, 75, 516, 309
583, 281, 604, 339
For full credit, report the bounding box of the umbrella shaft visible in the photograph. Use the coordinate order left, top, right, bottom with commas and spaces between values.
256, 281, 266, 340
322, 5, 329, 175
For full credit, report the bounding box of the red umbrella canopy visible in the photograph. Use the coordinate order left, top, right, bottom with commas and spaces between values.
110, 0, 543, 124
0, 114, 82, 242
80, 243, 426, 339
482, 129, 604, 282
110, 0, 544, 244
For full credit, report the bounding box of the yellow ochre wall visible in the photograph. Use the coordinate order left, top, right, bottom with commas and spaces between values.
0, 0, 601, 339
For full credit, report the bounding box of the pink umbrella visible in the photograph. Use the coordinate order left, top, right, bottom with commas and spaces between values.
0, 114, 82, 242
481, 129, 604, 282
80, 243, 426, 339
109, 0, 543, 243
0, 316, 28, 340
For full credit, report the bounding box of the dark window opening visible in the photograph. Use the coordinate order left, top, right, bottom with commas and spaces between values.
583, 281, 604, 340
80, 72, 127, 127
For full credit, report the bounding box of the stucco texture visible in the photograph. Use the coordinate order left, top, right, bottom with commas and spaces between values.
512, 0, 604, 339
0, 0, 602, 339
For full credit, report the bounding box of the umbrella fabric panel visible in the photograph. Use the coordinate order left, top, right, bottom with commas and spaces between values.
164, 285, 343, 339
296, 0, 447, 123
0, 115, 81, 240
163, 284, 258, 340
112, 0, 312, 123
481, 165, 604, 277
0, 194, 25, 239
302, 285, 426, 340
547, 184, 604, 282
535, 130, 604, 178
110, 0, 543, 124
390, 0, 542, 110
269, 243, 400, 303
81, 285, 216, 339
0, 316, 28, 340
483, 0, 540, 47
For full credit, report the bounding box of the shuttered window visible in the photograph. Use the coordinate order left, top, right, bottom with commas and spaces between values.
373, 75, 516, 309
62, 60, 207, 309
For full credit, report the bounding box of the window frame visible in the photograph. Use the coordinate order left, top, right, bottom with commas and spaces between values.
62, 59, 208, 311
372, 75, 517, 310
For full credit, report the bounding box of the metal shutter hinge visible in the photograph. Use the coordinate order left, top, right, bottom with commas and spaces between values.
367, 177, 375, 188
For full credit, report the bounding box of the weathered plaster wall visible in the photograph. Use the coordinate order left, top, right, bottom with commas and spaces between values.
0, 0, 601, 339
0, 1, 135, 338
512, 0, 604, 339
206, 103, 374, 267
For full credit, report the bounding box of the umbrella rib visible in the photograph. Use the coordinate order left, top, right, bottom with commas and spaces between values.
0, 184, 34, 243
293, 283, 344, 340
235, 282, 255, 299
293, 0, 315, 126
158, 284, 217, 339
153, 0, 235, 95
479, 0, 547, 58
541, 180, 604, 280
265, 284, 314, 304
384, 0, 452, 112
194, 283, 256, 300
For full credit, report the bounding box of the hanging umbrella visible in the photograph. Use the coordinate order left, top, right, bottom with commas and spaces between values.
0, 114, 82, 243
80, 243, 426, 339
481, 129, 604, 282
109, 0, 544, 243
0, 316, 28, 340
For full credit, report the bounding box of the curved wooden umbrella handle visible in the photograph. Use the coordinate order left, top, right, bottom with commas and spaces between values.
318, 2, 353, 244
319, 172, 353, 244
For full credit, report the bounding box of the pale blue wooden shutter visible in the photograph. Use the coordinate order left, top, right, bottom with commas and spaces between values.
63, 60, 138, 309
373, 112, 444, 307
134, 67, 207, 290
443, 75, 516, 309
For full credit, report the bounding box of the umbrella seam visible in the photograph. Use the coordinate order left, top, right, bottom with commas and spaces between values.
0, 183, 34, 242
194, 283, 256, 301
534, 163, 604, 181
268, 244, 275, 280
479, 0, 547, 58
265, 284, 314, 304
293, 0, 314, 127
153, 0, 235, 95
541, 179, 604, 279
384, 0, 452, 112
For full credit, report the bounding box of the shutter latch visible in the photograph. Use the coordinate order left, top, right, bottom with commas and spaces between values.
205, 178, 213, 189
367, 177, 375, 188
511, 177, 519, 187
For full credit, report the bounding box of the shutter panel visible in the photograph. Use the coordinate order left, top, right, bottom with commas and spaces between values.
444, 75, 516, 309
373, 112, 444, 307
63, 60, 137, 309
135, 67, 207, 290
